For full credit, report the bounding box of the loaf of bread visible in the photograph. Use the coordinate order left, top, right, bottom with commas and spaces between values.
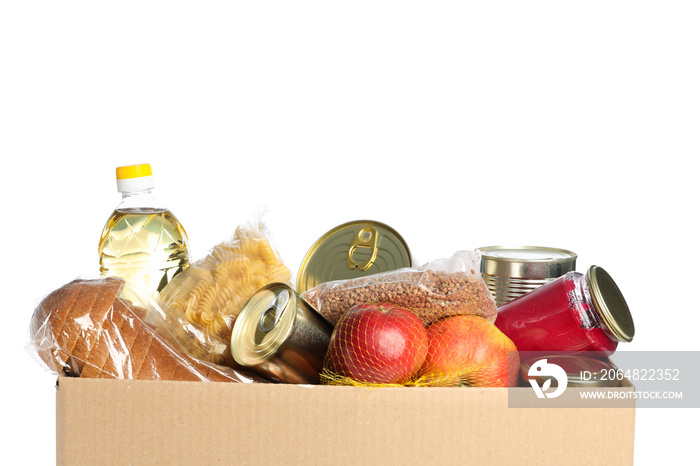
29, 277, 267, 383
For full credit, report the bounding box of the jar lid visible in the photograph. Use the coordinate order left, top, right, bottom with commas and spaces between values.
587, 265, 635, 343
521, 355, 620, 387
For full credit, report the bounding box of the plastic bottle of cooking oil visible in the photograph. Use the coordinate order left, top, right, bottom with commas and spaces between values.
98, 163, 190, 299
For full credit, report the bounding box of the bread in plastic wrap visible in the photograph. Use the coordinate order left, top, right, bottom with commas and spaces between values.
28, 277, 267, 382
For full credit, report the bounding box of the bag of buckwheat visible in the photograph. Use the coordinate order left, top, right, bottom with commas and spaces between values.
300, 250, 497, 327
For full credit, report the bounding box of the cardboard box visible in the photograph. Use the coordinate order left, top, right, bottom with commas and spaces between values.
56, 376, 635, 465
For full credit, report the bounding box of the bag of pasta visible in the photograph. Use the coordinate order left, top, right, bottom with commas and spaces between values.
156, 216, 293, 366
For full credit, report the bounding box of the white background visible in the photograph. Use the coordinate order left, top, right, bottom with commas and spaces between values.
2, 1, 698, 464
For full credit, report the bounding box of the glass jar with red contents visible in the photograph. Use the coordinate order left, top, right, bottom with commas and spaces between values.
495, 266, 635, 356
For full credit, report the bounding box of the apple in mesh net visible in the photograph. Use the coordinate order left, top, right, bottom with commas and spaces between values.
326, 303, 429, 384
417, 315, 520, 387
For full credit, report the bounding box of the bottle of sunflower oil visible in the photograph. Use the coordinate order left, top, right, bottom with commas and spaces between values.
98, 163, 190, 300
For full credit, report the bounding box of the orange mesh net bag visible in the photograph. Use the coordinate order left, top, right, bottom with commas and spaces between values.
321, 303, 520, 388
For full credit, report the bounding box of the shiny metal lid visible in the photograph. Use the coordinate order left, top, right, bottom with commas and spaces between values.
478, 246, 577, 279
587, 265, 635, 343
521, 355, 620, 387
297, 220, 412, 293
231, 283, 295, 366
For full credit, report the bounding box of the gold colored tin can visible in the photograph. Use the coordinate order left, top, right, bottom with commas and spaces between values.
477, 246, 577, 306
230, 283, 333, 384
297, 220, 412, 293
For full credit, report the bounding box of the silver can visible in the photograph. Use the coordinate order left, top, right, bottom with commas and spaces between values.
477, 246, 577, 306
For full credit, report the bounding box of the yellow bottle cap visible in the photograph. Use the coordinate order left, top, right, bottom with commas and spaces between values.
116, 164, 153, 180
115, 164, 155, 192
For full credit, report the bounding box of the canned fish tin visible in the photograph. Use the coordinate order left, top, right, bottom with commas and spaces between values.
477, 246, 577, 306
231, 283, 333, 384
297, 220, 412, 293
521, 355, 620, 388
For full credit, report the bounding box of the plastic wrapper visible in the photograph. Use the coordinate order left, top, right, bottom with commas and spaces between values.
156, 216, 293, 366
28, 277, 267, 383
301, 250, 499, 327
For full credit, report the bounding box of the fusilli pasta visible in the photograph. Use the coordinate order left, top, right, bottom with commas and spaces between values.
157, 223, 292, 366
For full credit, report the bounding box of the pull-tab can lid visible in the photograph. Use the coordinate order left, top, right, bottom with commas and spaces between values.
231, 283, 295, 367
296, 220, 412, 293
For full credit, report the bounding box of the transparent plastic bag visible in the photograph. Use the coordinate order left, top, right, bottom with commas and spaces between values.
28, 277, 266, 382
301, 250, 498, 327
156, 216, 293, 366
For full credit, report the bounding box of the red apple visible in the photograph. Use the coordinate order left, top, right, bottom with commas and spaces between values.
326, 303, 429, 384
418, 315, 519, 387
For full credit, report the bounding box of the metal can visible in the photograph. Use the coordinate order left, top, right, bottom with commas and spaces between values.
477, 246, 577, 306
230, 283, 333, 384
297, 220, 412, 293
521, 355, 621, 388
